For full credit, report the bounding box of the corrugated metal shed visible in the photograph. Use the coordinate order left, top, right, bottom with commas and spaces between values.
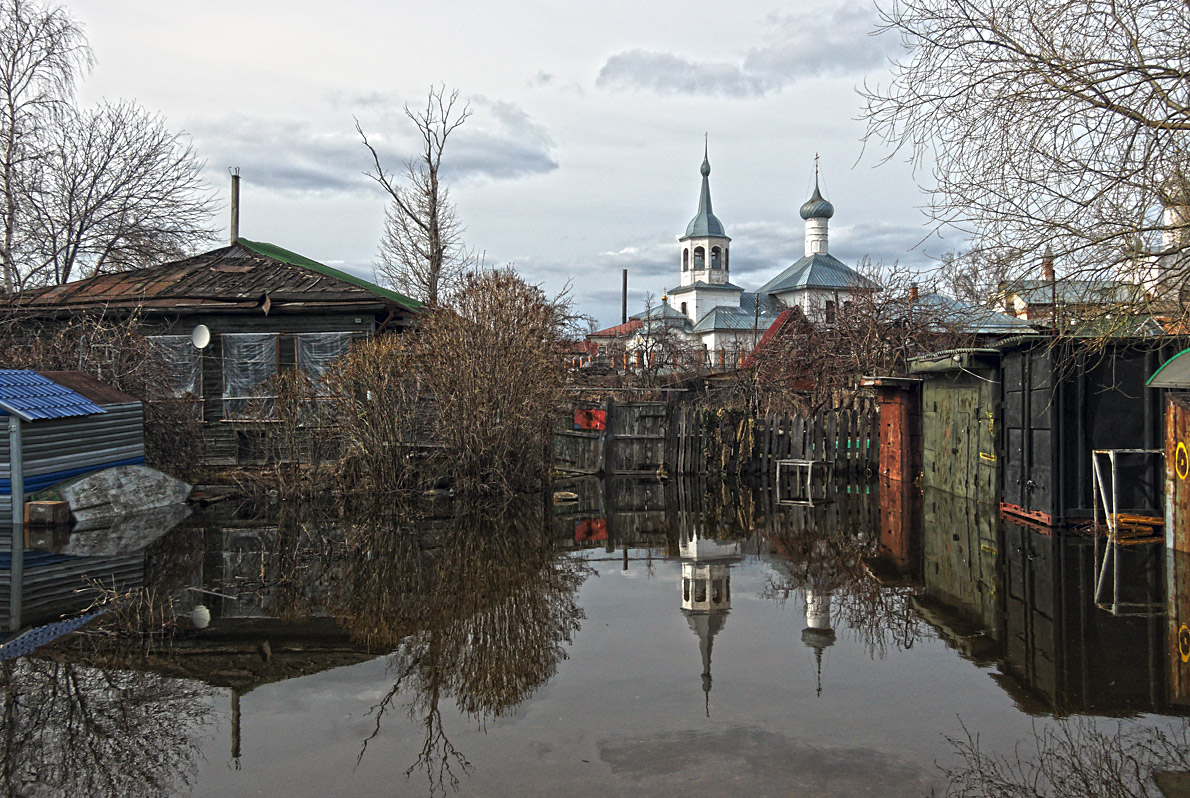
1, 372, 144, 534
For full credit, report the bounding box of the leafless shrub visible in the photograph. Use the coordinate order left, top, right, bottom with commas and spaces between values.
236, 369, 338, 500
942, 717, 1190, 798
327, 268, 574, 496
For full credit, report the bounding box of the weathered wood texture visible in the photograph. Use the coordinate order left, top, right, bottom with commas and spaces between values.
555, 402, 879, 477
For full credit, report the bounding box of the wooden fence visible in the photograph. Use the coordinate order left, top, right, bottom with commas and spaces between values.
555, 402, 879, 477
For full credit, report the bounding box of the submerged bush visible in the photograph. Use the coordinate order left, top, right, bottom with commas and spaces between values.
328, 268, 573, 496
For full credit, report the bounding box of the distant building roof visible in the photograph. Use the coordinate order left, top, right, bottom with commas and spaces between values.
692, 293, 783, 333
757, 253, 879, 294
13, 239, 422, 315
667, 281, 744, 296
0, 370, 107, 422
588, 319, 643, 339
914, 293, 1035, 335
1003, 278, 1137, 307
631, 303, 690, 322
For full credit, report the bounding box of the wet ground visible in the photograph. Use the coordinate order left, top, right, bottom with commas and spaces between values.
2, 476, 1189, 796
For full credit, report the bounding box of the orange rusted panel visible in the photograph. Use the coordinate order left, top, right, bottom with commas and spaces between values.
1169, 547, 1190, 705
1168, 394, 1190, 554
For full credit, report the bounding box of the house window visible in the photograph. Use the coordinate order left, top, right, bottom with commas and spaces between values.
147, 335, 201, 398
222, 333, 278, 420
295, 332, 353, 394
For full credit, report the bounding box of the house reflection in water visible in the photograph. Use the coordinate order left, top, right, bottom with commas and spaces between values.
679, 520, 741, 716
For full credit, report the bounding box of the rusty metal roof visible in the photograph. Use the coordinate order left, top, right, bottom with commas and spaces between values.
13, 240, 421, 314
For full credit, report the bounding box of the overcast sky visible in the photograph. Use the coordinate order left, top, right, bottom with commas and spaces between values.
71, 0, 945, 327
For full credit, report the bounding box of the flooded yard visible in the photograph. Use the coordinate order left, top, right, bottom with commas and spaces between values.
3, 477, 1189, 796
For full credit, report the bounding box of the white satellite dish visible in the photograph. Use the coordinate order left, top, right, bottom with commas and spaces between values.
191, 324, 211, 350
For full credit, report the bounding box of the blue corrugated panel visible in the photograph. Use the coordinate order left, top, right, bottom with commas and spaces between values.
0, 455, 147, 496
0, 551, 78, 570
0, 608, 108, 660
0, 370, 106, 421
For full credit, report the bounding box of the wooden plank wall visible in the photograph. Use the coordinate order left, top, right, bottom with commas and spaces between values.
556, 402, 880, 477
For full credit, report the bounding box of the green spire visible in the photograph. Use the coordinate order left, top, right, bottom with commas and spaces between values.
684, 140, 728, 239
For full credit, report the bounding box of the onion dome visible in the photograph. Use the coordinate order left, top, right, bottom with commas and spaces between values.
799, 178, 835, 220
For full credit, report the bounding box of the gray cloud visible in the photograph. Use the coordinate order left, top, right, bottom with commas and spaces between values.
194, 95, 557, 196
194, 119, 367, 195
597, 2, 893, 97
599, 726, 939, 795
597, 51, 770, 96
444, 97, 559, 183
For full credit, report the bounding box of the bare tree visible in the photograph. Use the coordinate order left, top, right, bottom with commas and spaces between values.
0, 0, 90, 293
863, 0, 1190, 306
18, 100, 215, 286
357, 85, 474, 306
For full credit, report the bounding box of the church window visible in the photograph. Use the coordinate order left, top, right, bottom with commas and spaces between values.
694, 579, 707, 603
693, 246, 705, 270
680, 301, 687, 315
825, 300, 837, 323
724, 248, 729, 270
711, 247, 721, 269
682, 248, 689, 271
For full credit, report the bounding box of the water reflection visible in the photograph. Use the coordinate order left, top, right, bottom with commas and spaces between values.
677, 516, 740, 715
761, 478, 928, 666
7, 475, 1190, 796
0, 658, 215, 797
941, 716, 1190, 798
338, 501, 587, 794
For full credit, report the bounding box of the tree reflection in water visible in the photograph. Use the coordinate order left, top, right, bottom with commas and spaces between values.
762, 511, 929, 660
942, 716, 1190, 798
0, 658, 215, 798
331, 498, 588, 796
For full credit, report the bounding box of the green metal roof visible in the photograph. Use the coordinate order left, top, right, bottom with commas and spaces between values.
1148, 346, 1190, 388
757, 253, 878, 294
239, 239, 422, 311
681, 149, 729, 241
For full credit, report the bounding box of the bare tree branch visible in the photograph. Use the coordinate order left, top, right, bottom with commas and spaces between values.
357, 85, 475, 306
0, 0, 91, 292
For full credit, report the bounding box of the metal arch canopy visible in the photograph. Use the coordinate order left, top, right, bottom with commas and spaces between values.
1147, 347, 1190, 388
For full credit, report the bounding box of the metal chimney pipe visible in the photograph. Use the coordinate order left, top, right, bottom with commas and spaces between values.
622, 268, 628, 325
230, 168, 241, 244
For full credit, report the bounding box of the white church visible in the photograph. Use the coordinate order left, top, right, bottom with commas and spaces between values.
626, 147, 878, 357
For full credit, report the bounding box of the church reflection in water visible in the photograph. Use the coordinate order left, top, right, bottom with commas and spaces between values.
678, 520, 742, 716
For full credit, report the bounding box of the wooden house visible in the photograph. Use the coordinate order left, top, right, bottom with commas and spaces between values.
9, 239, 422, 465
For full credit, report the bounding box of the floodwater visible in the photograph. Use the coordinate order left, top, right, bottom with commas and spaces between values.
3, 477, 1190, 797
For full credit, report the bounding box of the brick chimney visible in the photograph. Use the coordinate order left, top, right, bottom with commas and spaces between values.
1041, 245, 1055, 281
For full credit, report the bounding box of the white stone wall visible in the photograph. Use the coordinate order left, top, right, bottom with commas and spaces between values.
805, 218, 829, 256
680, 234, 730, 287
